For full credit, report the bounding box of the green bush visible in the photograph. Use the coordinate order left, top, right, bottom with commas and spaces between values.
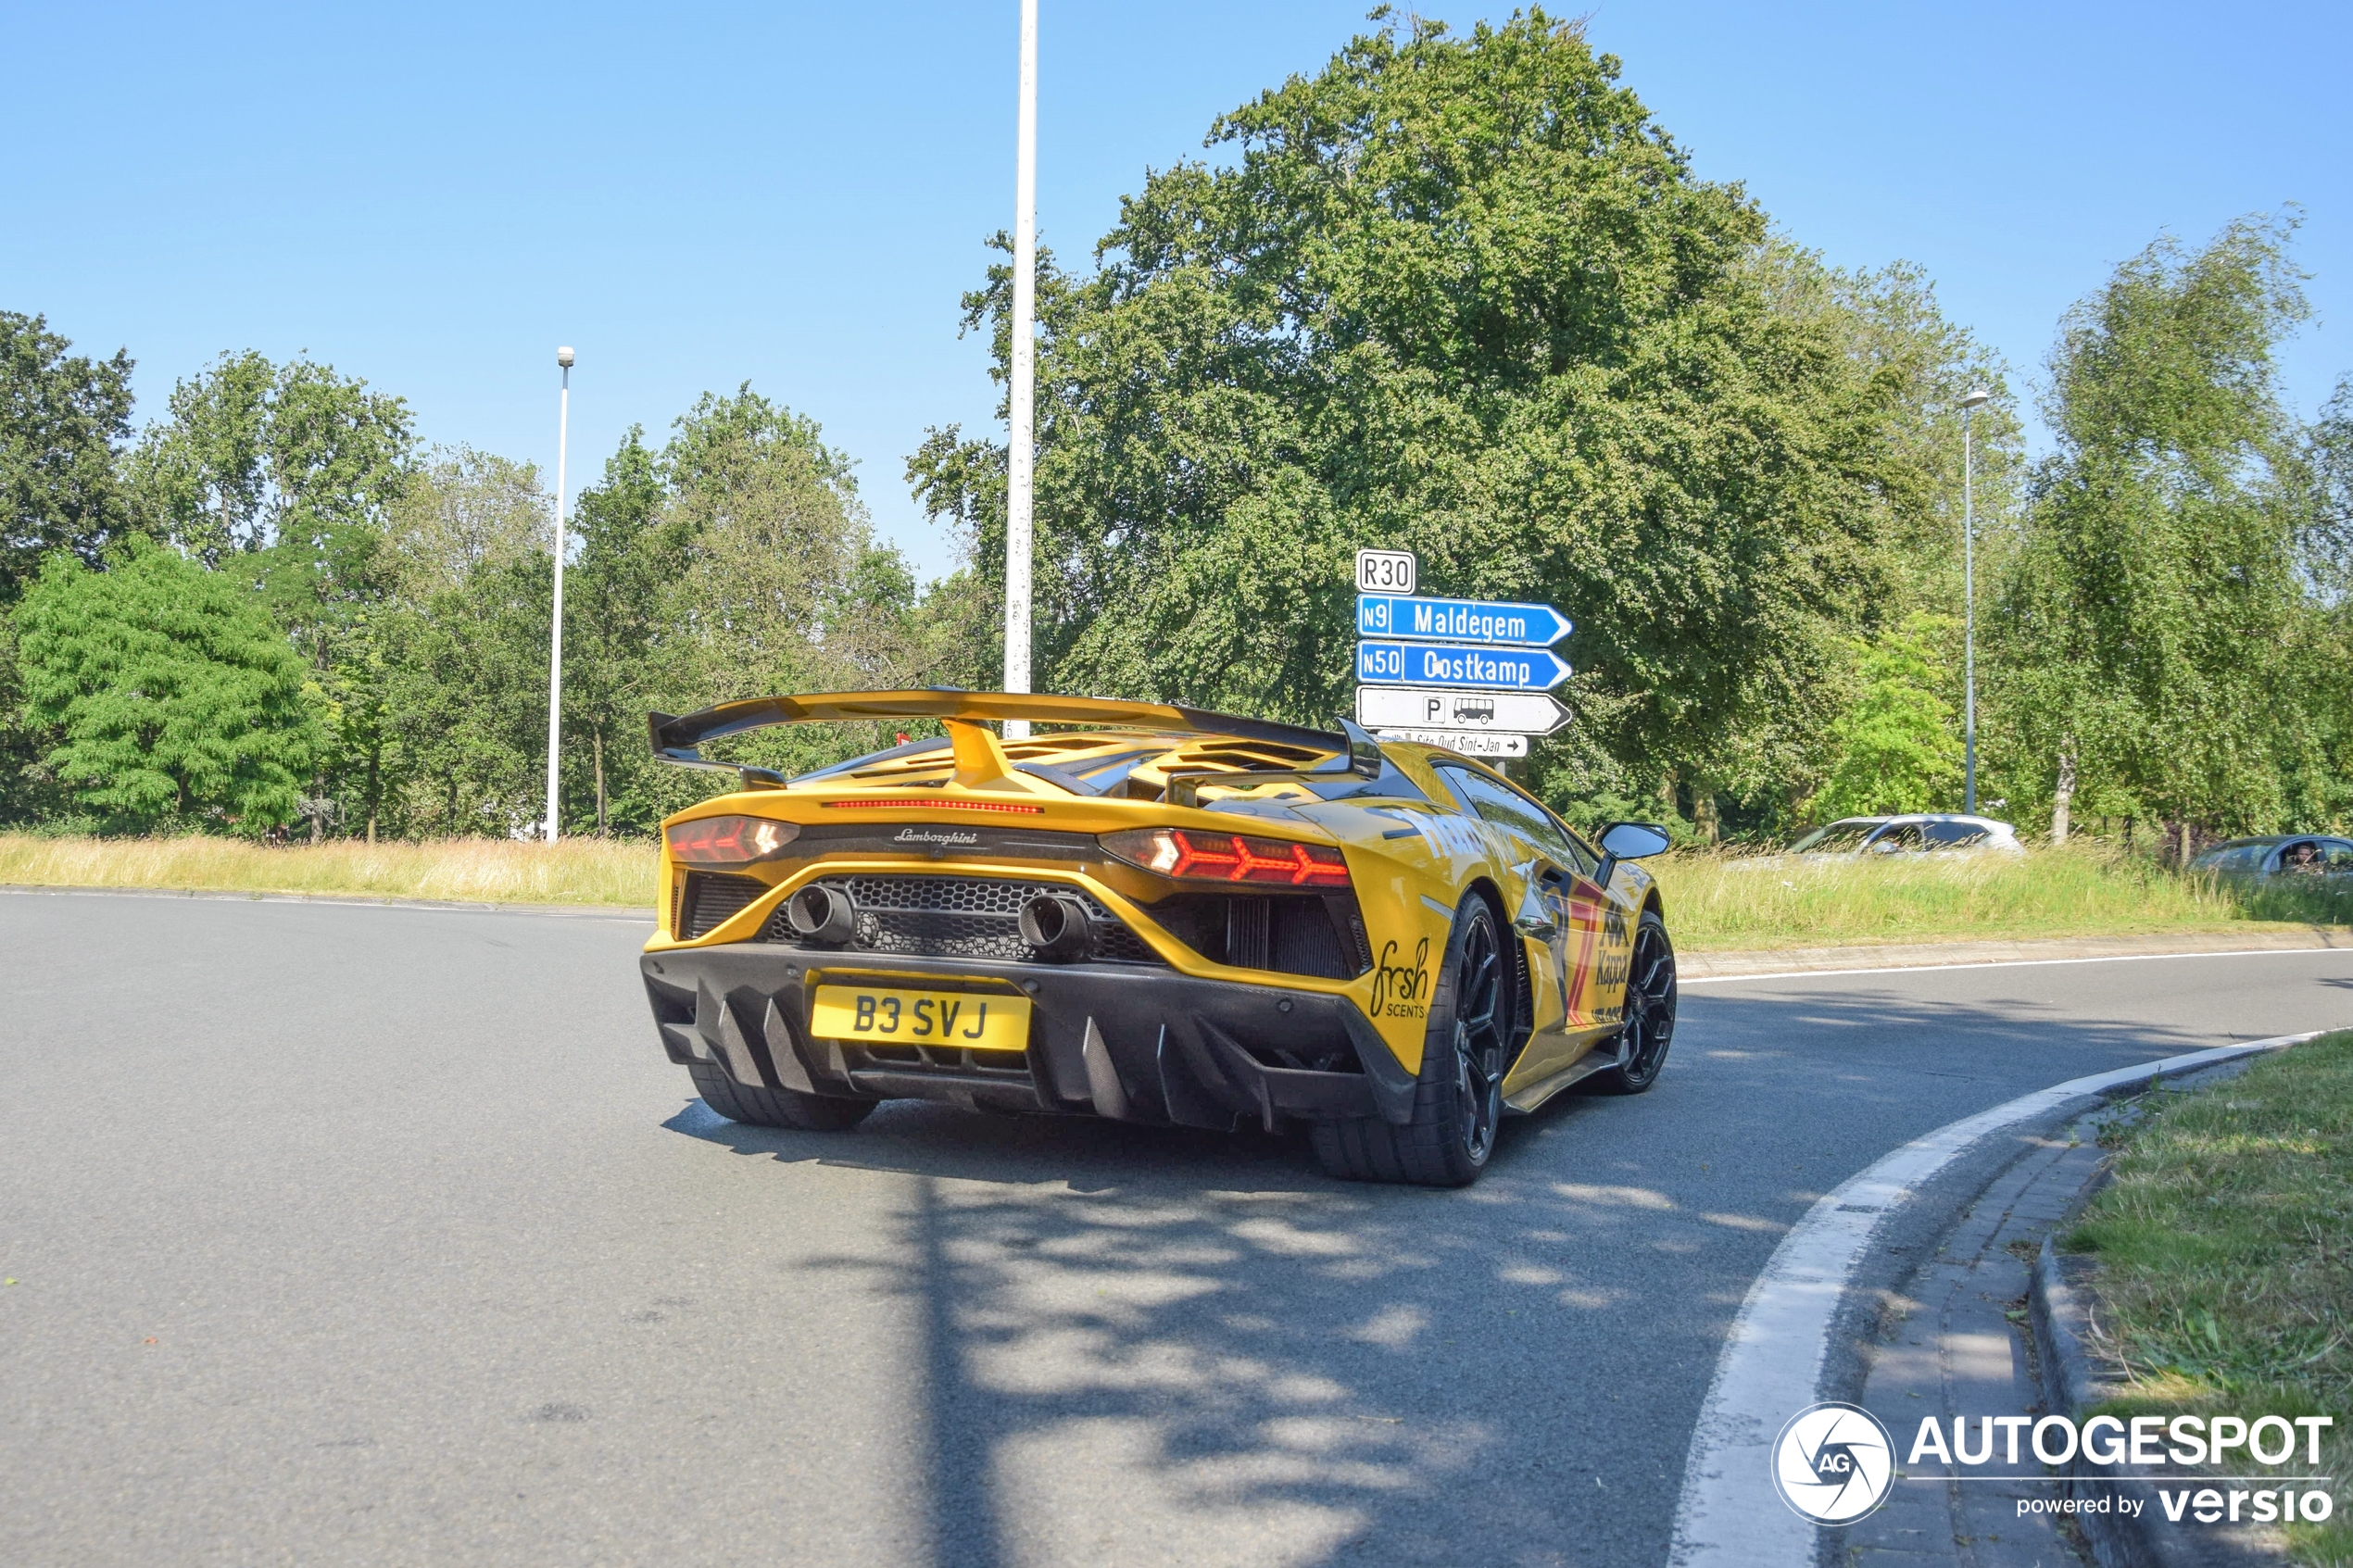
15, 539, 320, 833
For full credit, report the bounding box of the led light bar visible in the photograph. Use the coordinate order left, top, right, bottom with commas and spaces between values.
1101, 828, 1350, 887
819, 798, 1045, 815
665, 815, 800, 867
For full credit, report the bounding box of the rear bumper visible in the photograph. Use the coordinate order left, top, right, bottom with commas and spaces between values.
641, 946, 1417, 1129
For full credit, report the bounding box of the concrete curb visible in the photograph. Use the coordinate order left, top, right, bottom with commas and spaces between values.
1667, 1034, 2323, 1568
2030, 1238, 2285, 1567
0, 883, 652, 922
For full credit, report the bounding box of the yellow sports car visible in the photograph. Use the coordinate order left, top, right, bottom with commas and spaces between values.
638, 692, 1676, 1186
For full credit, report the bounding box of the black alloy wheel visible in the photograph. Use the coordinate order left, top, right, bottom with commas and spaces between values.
1586, 908, 1676, 1095
1312, 896, 1513, 1186
1446, 906, 1509, 1163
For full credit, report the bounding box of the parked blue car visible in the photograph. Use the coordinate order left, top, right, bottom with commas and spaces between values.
2191, 835, 2353, 878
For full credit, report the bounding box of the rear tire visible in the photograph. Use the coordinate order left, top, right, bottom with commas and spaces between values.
1583, 909, 1676, 1096
688, 1060, 876, 1132
1312, 896, 1511, 1187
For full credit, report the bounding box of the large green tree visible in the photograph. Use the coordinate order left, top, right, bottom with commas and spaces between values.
1, 312, 137, 601
1989, 216, 2323, 848
560, 429, 678, 834
126, 351, 417, 834
15, 539, 318, 831
345, 446, 553, 838
375, 551, 553, 837
2295, 382, 2353, 829
1810, 615, 1965, 820
2307, 377, 2353, 596
573, 388, 962, 826
127, 349, 413, 567
911, 11, 2003, 833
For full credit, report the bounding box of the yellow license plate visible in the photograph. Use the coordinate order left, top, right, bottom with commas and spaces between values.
808, 985, 1033, 1051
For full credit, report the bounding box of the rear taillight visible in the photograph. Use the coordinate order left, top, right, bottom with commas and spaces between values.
665, 815, 800, 867
1101, 828, 1350, 888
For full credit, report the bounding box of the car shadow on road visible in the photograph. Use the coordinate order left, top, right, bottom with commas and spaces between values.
658, 1082, 1767, 1568
647, 973, 2313, 1568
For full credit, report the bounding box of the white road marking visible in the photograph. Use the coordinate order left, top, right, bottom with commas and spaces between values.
1682, 945, 2351, 985
1667, 1030, 2330, 1567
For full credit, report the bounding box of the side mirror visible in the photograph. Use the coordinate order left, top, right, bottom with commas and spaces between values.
1599, 822, 1672, 860
1595, 820, 1672, 886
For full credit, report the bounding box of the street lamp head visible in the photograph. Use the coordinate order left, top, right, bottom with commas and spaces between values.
556, 345, 575, 369
1959, 386, 1993, 410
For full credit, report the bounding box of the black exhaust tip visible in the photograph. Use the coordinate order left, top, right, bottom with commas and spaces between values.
786, 884, 859, 945
1017, 892, 1094, 961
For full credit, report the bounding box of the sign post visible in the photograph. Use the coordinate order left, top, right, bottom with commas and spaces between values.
1345, 550, 1573, 770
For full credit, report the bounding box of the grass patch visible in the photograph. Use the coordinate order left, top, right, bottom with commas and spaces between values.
4, 832, 2351, 950
0, 834, 658, 908
2066, 1033, 2353, 1565
1651, 839, 2353, 952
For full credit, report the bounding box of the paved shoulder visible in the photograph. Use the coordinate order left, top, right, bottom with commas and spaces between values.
1684, 925, 2351, 982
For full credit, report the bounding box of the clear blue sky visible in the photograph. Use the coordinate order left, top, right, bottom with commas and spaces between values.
6, 3, 2346, 583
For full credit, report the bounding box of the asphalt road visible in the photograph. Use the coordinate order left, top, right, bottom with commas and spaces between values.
5, 891, 2350, 1568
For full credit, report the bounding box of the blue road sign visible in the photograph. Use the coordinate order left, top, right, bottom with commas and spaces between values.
1356, 594, 1570, 646
1356, 641, 1571, 691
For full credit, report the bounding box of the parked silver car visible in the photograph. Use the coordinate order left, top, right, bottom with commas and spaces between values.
2191, 835, 2353, 878
1788, 814, 2024, 857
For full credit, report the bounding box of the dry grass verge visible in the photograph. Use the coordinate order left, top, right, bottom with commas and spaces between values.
0, 834, 658, 908
1650, 839, 2353, 952
4, 833, 2350, 952
2065, 1032, 2353, 1565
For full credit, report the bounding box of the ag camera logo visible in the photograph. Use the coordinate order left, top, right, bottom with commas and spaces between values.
1772, 1402, 1894, 1524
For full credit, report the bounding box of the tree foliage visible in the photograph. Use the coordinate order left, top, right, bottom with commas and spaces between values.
1811, 616, 1964, 820
0, 312, 137, 601
15, 539, 318, 830
127, 349, 413, 566
3, 23, 2347, 850
1989, 216, 2325, 838
571, 387, 978, 827
2305, 376, 2353, 596
912, 10, 2014, 833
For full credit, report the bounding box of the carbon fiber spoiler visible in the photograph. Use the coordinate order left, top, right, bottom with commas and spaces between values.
647, 689, 1359, 780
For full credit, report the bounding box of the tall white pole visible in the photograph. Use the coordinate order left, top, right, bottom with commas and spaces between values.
1957, 387, 1993, 814
546, 347, 573, 842
1002, 0, 1038, 739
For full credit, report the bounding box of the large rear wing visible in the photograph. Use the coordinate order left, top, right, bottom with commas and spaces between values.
647, 689, 1363, 780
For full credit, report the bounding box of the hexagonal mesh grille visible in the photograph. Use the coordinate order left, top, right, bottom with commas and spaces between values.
841, 875, 1044, 917
758, 875, 1163, 966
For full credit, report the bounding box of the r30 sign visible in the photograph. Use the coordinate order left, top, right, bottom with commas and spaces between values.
1354, 549, 1416, 595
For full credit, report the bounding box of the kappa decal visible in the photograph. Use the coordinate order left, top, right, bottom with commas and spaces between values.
1593, 903, 1633, 992
1559, 895, 1636, 1016
1370, 936, 1432, 1019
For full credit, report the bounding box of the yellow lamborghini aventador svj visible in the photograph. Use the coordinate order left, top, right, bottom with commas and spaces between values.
637, 691, 1675, 1187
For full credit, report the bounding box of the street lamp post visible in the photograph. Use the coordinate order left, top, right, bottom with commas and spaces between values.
545, 346, 573, 843
1002, 0, 1038, 739
1959, 386, 1992, 816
